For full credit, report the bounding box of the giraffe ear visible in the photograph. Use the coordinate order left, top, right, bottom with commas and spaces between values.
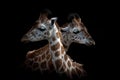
51, 17, 57, 25
61, 27, 69, 32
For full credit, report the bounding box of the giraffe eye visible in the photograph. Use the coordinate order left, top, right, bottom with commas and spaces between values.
61, 29, 66, 32
73, 29, 80, 34
38, 27, 46, 31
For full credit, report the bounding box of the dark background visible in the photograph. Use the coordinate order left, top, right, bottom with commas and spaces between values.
4, 0, 105, 80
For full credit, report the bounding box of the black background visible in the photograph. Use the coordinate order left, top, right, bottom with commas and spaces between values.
4, 0, 105, 80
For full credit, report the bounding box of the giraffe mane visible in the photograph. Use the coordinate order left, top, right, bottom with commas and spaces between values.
55, 22, 63, 42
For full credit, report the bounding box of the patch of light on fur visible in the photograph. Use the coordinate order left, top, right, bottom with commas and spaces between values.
51, 17, 57, 20
38, 23, 46, 28
27, 50, 36, 54
41, 24, 46, 29
51, 38, 60, 46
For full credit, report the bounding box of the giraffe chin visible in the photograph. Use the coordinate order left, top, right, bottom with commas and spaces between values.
21, 38, 30, 43
85, 41, 95, 46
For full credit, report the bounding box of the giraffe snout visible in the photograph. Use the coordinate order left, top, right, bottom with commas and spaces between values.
21, 35, 29, 43
88, 38, 95, 45
85, 38, 95, 46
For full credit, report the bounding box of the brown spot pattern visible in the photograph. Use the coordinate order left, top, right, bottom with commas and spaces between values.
35, 51, 41, 56
71, 68, 77, 75
27, 44, 49, 59
52, 36, 56, 41
47, 32, 49, 36
63, 44, 67, 49
56, 32, 60, 38
41, 53, 45, 60
27, 53, 35, 58
48, 59, 54, 70
63, 62, 66, 69
55, 59, 62, 70
51, 42, 60, 51
76, 63, 83, 69
46, 49, 49, 55
38, 57, 41, 61
72, 62, 76, 67
60, 62, 66, 72
67, 60, 71, 67
64, 54, 68, 61
55, 51, 60, 57
59, 32, 63, 41
46, 53, 51, 59
61, 46, 65, 54
75, 63, 85, 76
41, 61, 47, 69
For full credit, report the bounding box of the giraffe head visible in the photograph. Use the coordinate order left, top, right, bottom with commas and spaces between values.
21, 14, 58, 42
21, 9, 59, 42
61, 13, 95, 46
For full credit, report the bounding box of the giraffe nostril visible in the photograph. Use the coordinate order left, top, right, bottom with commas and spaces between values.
88, 38, 93, 42
89, 38, 95, 45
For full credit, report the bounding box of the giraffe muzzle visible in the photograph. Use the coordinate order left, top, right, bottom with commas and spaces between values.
21, 35, 30, 43
86, 38, 95, 46
89, 38, 95, 45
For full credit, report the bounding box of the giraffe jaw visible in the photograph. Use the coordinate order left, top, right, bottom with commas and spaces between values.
21, 36, 30, 43
85, 40, 95, 46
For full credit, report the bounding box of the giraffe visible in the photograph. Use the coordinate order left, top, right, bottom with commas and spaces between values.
21, 14, 94, 79
22, 13, 95, 74
61, 13, 95, 50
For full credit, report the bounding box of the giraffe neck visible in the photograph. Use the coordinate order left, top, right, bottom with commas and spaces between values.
48, 24, 66, 72
25, 44, 50, 71
62, 33, 72, 52
25, 25, 85, 78
48, 26, 85, 78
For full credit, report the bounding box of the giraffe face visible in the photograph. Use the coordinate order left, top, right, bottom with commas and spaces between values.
21, 16, 57, 42
61, 18, 95, 46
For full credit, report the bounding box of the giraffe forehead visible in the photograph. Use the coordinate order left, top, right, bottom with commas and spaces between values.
73, 23, 86, 32
72, 18, 86, 28
73, 18, 80, 25
69, 22, 80, 29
